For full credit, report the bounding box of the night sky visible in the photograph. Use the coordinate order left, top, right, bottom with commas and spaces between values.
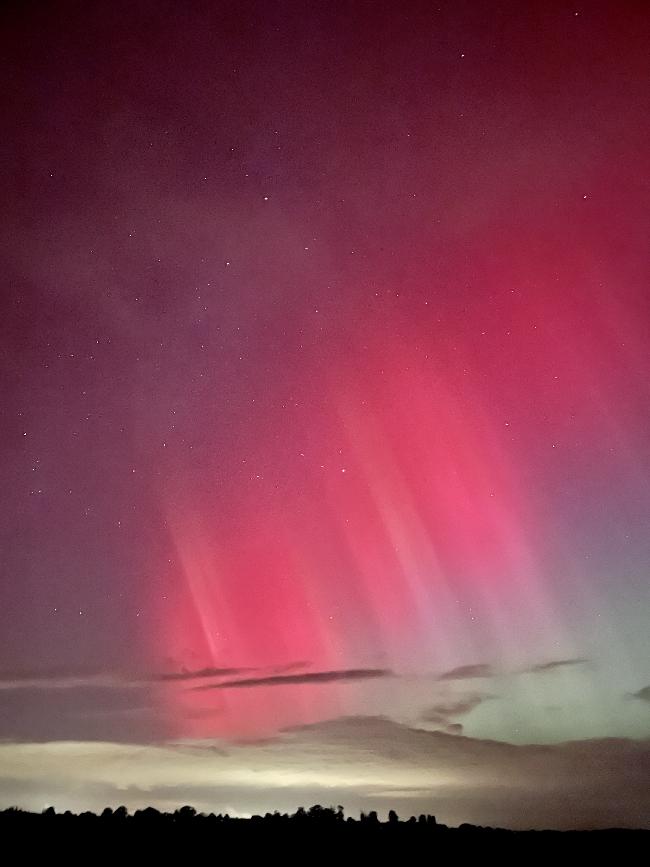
1, 0, 649, 829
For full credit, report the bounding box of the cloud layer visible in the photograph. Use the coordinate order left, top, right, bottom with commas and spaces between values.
0, 717, 648, 830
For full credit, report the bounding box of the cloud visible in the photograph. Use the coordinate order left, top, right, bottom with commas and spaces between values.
437, 664, 494, 681
70, 705, 155, 720
0, 670, 140, 692
434, 658, 593, 683
0, 657, 593, 693
420, 694, 492, 723
0, 717, 648, 829
153, 667, 250, 683
269, 660, 312, 675
192, 669, 392, 692
523, 658, 589, 675
0, 664, 275, 690
631, 686, 650, 703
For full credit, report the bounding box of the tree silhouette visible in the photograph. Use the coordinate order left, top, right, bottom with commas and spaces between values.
0, 802, 641, 856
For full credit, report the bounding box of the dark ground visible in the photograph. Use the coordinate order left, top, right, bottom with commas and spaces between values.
1, 806, 646, 858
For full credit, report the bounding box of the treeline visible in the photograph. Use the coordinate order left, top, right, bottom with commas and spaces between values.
3, 804, 441, 826
0, 805, 645, 854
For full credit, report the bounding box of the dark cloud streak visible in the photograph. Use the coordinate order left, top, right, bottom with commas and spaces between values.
524, 658, 589, 674
153, 667, 251, 682
420, 694, 492, 723
437, 664, 494, 681
192, 668, 393, 691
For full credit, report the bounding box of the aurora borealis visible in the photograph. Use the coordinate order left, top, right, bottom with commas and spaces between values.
1, 0, 649, 828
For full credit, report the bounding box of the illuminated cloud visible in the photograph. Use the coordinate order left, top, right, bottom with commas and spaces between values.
0, 718, 648, 829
